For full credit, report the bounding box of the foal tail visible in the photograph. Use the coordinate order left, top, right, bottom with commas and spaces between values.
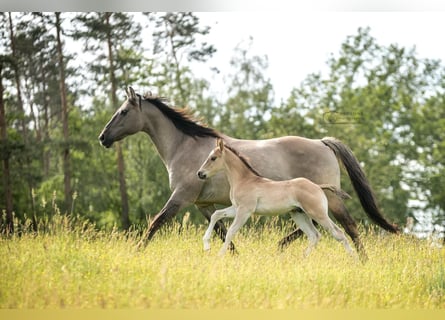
321, 137, 400, 233
319, 184, 351, 200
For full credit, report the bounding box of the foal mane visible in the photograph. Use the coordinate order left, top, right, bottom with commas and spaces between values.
224, 144, 262, 177
141, 93, 220, 139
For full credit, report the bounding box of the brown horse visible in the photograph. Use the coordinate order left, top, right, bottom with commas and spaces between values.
98, 87, 399, 260
197, 138, 353, 257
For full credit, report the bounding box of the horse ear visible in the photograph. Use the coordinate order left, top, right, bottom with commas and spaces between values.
126, 86, 137, 102
217, 138, 224, 152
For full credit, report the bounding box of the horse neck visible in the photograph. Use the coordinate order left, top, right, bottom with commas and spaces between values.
222, 149, 257, 188
141, 102, 185, 164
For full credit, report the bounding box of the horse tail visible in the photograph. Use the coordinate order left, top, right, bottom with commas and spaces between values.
319, 184, 351, 200
321, 137, 400, 233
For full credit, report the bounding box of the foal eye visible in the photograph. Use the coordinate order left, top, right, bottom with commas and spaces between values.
210, 156, 217, 161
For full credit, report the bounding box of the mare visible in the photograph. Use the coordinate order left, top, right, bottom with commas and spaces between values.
197, 139, 353, 256
98, 87, 399, 260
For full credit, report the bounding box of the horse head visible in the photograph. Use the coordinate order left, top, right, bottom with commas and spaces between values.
98, 86, 144, 148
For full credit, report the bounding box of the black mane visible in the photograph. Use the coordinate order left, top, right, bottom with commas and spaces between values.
142, 94, 220, 139
224, 144, 262, 177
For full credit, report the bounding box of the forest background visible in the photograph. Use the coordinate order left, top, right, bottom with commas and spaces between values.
0, 12, 444, 240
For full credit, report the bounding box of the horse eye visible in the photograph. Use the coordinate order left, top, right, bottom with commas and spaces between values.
121, 109, 129, 116
211, 156, 217, 161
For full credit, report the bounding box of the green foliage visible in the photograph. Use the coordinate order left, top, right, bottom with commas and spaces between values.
218, 38, 274, 139
276, 27, 445, 230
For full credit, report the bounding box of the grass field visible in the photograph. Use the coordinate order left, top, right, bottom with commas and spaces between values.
1, 214, 444, 309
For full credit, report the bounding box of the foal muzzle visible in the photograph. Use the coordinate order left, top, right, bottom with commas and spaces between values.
197, 171, 207, 180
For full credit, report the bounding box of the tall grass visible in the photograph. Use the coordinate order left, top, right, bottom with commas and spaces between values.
0, 214, 444, 308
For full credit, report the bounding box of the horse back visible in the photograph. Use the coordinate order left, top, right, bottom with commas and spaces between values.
225, 135, 340, 184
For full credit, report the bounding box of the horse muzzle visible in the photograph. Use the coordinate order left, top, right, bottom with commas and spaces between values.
99, 133, 114, 148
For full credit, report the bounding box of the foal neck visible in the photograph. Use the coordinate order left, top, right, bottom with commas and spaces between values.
222, 148, 259, 186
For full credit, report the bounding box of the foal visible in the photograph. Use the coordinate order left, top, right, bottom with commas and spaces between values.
197, 138, 353, 257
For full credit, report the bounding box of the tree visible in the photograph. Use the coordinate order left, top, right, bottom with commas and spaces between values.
149, 12, 216, 104
3, 12, 42, 230
0, 12, 85, 228
55, 12, 72, 212
72, 12, 143, 230
220, 38, 274, 139
409, 72, 445, 238
266, 87, 318, 139
278, 27, 445, 232
0, 55, 14, 234
7, 13, 27, 143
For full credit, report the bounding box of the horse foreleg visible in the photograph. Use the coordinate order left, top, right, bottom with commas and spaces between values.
137, 196, 187, 248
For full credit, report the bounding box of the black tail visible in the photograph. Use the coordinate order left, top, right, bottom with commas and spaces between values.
321, 137, 400, 233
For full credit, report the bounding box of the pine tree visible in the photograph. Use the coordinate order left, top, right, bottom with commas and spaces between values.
72, 12, 143, 230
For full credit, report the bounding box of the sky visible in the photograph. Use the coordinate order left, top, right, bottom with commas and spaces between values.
190, 12, 445, 103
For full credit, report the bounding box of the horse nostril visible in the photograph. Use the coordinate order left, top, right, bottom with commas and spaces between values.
99, 133, 105, 142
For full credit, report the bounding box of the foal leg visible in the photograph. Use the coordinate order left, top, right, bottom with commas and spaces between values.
202, 206, 236, 251
313, 216, 353, 255
219, 208, 251, 256
326, 193, 368, 261
198, 205, 236, 253
329, 221, 353, 254
290, 211, 321, 257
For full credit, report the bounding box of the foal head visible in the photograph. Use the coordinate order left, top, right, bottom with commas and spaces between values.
197, 138, 226, 180
99, 86, 144, 148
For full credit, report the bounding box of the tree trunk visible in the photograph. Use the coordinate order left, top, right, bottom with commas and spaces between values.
40, 52, 50, 177
105, 12, 130, 229
0, 63, 14, 234
8, 12, 26, 232
55, 12, 72, 212
8, 13, 26, 140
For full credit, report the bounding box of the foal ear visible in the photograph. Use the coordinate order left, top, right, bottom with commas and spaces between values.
217, 138, 224, 152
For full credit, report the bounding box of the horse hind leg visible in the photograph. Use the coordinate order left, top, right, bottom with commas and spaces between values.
278, 228, 305, 250
290, 211, 321, 257
278, 207, 305, 250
